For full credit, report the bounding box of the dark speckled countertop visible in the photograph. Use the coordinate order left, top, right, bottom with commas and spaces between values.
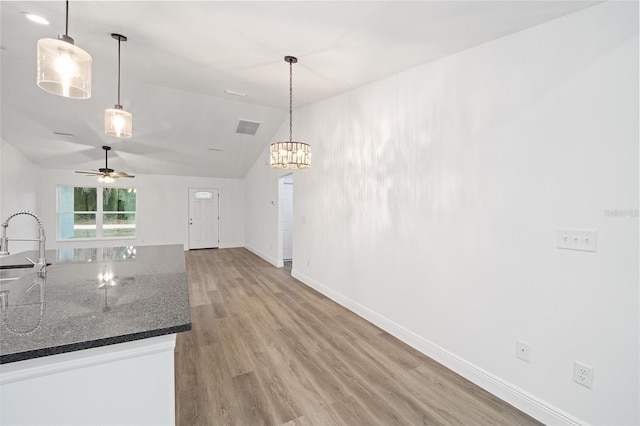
0, 244, 192, 363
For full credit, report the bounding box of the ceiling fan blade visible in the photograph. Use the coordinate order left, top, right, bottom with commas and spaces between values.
75, 170, 103, 176
111, 171, 135, 178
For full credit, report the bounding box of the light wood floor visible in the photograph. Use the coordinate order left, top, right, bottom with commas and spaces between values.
175, 248, 541, 426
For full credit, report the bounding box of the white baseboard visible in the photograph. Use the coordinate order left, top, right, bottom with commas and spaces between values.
291, 269, 585, 426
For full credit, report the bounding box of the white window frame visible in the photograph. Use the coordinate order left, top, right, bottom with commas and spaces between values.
57, 185, 137, 241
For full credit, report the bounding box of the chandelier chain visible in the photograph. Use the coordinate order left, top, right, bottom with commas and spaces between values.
289, 61, 293, 143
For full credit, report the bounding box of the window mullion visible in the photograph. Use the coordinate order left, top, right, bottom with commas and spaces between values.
97, 187, 104, 239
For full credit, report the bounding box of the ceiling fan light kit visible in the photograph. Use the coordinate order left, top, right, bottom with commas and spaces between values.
75, 145, 135, 183
270, 56, 311, 170
105, 33, 132, 138
37, 1, 92, 99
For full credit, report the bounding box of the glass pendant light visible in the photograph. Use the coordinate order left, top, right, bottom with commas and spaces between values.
37, 1, 91, 99
270, 56, 311, 169
105, 34, 132, 138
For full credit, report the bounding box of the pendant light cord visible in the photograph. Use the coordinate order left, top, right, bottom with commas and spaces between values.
64, 1, 69, 36
117, 37, 121, 106
289, 60, 293, 144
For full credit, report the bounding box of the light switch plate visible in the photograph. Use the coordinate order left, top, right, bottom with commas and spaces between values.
557, 228, 597, 252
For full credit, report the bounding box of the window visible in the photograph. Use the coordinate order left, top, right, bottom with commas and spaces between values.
103, 188, 137, 237
58, 186, 137, 240
194, 191, 213, 199
58, 187, 97, 238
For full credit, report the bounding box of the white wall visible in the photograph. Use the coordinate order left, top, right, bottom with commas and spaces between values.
38, 169, 244, 250
1, 141, 245, 252
0, 139, 42, 254
244, 154, 290, 264
243, 3, 639, 425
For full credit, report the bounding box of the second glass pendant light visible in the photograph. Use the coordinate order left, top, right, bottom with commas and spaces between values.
105, 33, 132, 138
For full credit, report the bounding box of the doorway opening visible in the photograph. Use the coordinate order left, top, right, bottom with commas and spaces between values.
277, 174, 293, 273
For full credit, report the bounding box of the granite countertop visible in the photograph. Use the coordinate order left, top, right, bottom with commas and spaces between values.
0, 244, 192, 364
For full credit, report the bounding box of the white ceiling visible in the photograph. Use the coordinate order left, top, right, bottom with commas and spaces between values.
0, 1, 598, 179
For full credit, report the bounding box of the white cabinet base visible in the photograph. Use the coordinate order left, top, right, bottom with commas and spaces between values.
0, 335, 177, 426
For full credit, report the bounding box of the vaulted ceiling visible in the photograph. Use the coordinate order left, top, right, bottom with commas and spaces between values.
0, 1, 598, 178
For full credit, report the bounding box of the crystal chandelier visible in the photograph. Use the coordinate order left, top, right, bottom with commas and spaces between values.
270, 56, 311, 169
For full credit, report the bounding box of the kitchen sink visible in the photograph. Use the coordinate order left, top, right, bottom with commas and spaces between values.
0, 264, 35, 270
0, 267, 35, 282
0, 264, 51, 282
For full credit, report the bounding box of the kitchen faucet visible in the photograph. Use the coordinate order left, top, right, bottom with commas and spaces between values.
0, 211, 47, 278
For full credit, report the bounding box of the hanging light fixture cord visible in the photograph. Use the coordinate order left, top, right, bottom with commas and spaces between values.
288, 59, 293, 143
117, 37, 121, 106
109, 34, 128, 109
64, 1, 69, 37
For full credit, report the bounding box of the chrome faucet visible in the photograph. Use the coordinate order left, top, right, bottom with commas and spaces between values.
0, 211, 47, 278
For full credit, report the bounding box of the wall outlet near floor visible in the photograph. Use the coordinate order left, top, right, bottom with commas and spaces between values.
573, 361, 594, 388
557, 228, 597, 252
516, 340, 531, 362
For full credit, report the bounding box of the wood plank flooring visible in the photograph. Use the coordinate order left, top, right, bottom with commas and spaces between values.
175, 248, 541, 426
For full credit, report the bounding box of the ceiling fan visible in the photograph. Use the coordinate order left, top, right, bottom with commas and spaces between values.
75, 146, 135, 182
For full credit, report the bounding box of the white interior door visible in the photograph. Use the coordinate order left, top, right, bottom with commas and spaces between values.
188, 188, 219, 249
282, 182, 293, 260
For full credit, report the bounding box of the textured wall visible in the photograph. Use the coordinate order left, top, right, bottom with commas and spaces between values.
243, 3, 639, 424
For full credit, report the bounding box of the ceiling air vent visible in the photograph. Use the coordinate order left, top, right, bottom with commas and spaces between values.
235, 120, 261, 136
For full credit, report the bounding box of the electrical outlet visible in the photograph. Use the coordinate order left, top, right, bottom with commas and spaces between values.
573, 361, 594, 388
516, 340, 531, 362
557, 228, 597, 252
